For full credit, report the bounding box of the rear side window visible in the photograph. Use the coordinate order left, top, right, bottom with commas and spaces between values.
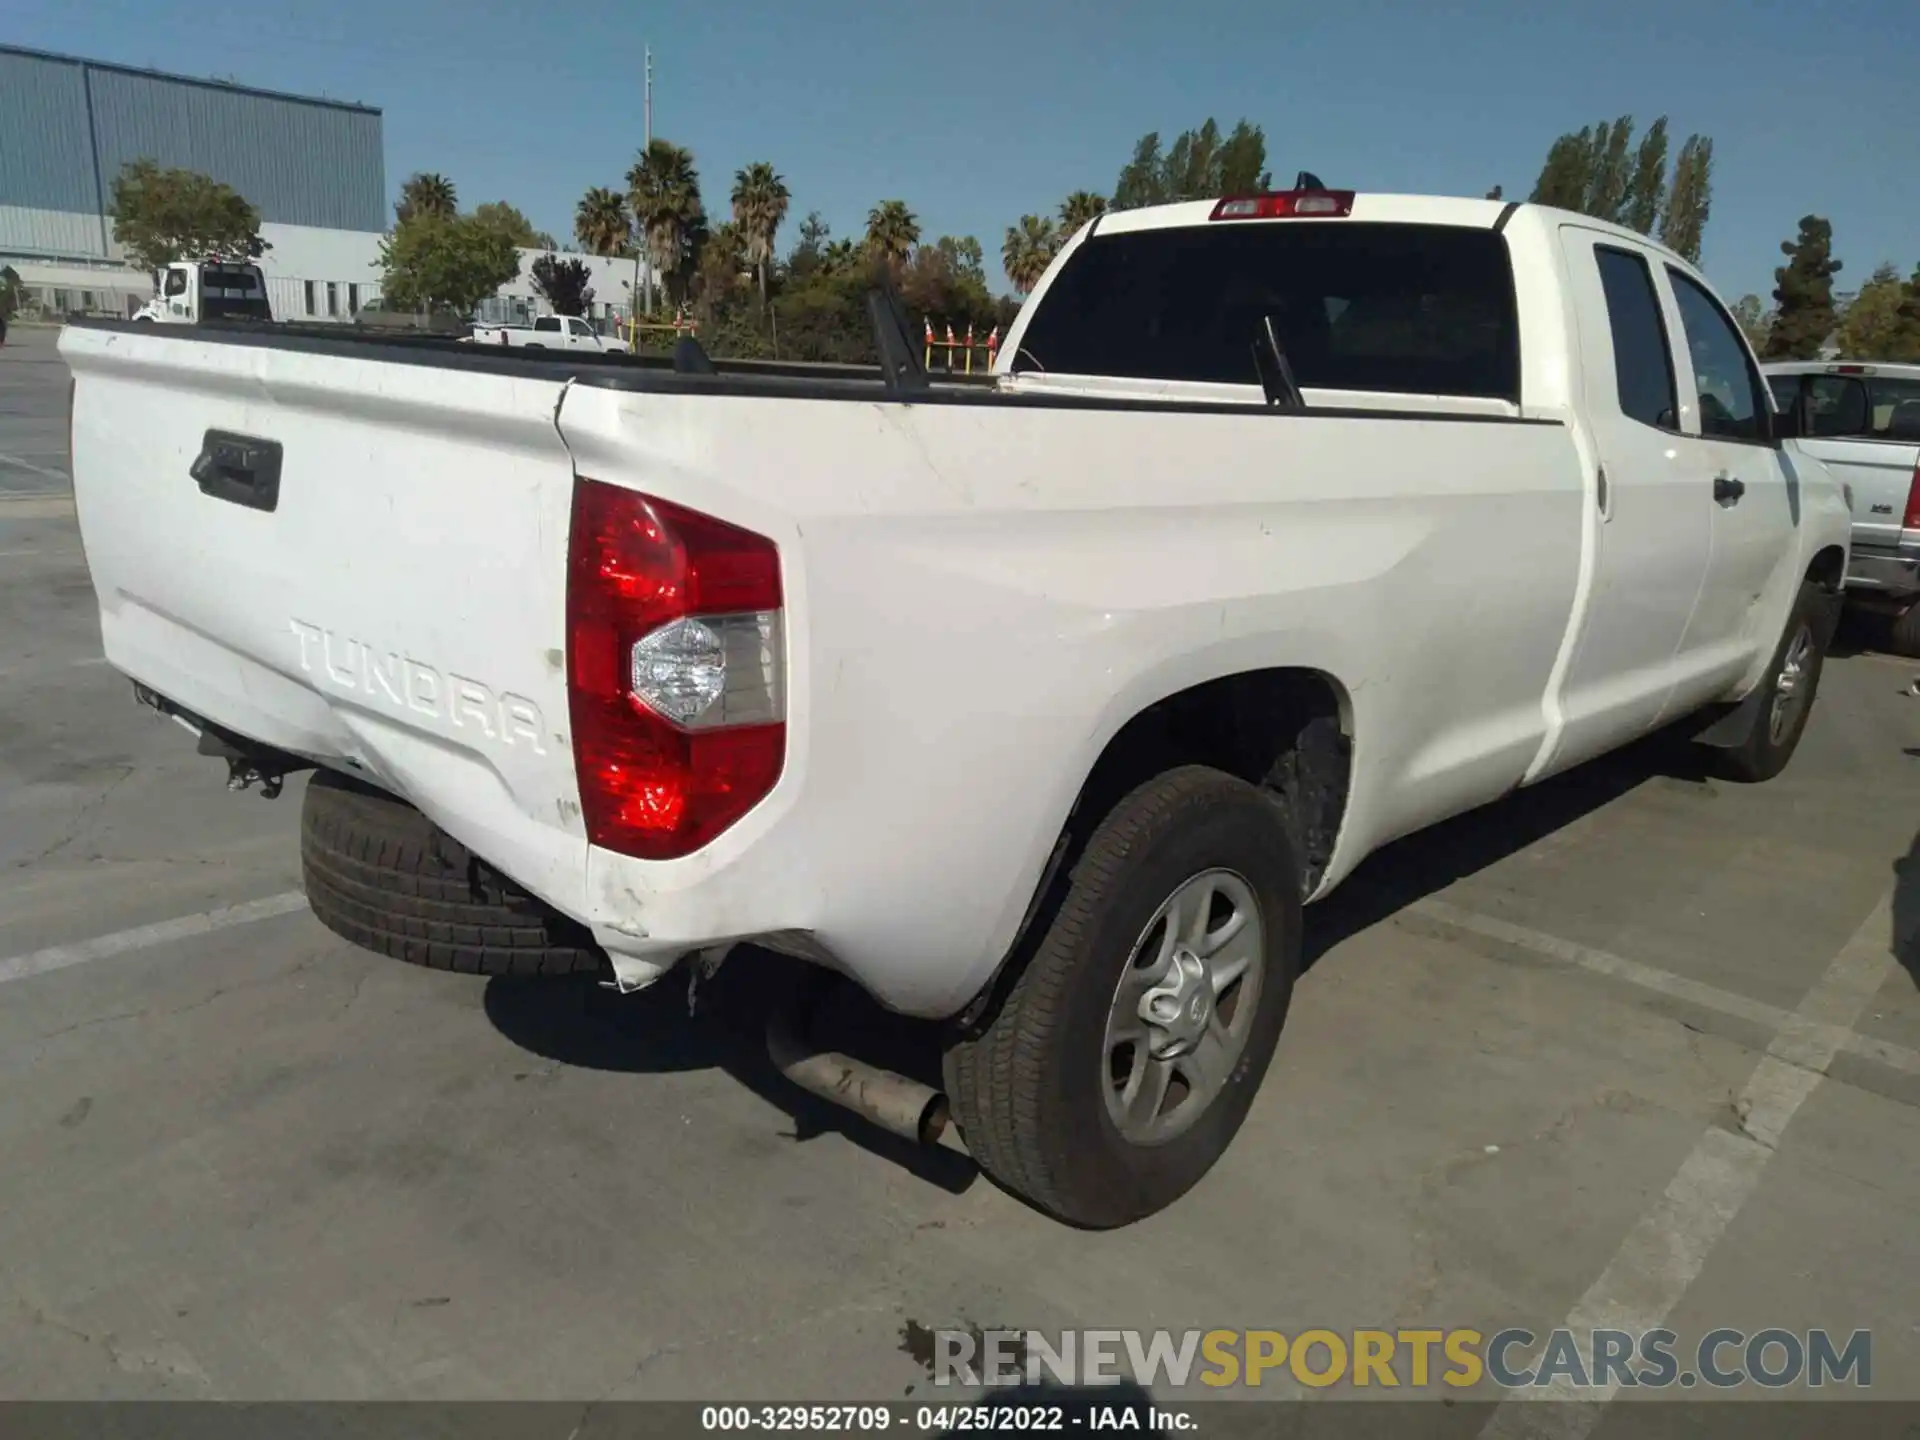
1868, 377, 1920, 439
1015, 222, 1520, 401
535, 316, 560, 332
1593, 247, 1678, 430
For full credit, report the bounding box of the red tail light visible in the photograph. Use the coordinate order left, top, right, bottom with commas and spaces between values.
1905, 460, 1920, 532
566, 478, 785, 860
1210, 190, 1355, 221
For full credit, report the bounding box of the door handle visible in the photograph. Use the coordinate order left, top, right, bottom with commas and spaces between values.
190, 429, 283, 513
1713, 473, 1745, 504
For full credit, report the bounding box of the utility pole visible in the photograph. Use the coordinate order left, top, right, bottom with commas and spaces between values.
641, 45, 654, 319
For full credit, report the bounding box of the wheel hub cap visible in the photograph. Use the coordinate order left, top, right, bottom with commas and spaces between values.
1141, 947, 1212, 1058
1101, 868, 1266, 1146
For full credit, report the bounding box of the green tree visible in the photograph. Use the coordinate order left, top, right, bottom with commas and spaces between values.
530, 253, 594, 317
378, 212, 520, 315
1528, 117, 1709, 258
1831, 263, 1917, 359
627, 139, 704, 310
395, 172, 457, 226
574, 187, 631, 257
1659, 135, 1713, 265
695, 220, 749, 304
1897, 265, 1920, 362
1529, 128, 1593, 210
787, 211, 832, 280
1622, 117, 1668, 235
1113, 132, 1166, 210
864, 200, 920, 269
731, 162, 791, 307
1002, 215, 1058, 294
901, 239, 997, 342
469, 201, 543, 249
1111, 119, 1270, 208
109, 159, 268, 276
1586, 115, 1634, 225
1058, 191, 1106, 239
1763, 216, 1842, 361
934, 235, 986, 288
821, 238, 858, 275
1729, 294, 1774, 352
1485, 185, 1504, 201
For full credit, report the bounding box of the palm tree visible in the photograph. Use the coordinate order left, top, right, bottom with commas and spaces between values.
864, 200, 920, 270
574, 187, 632, 257
1057, 191, 1107, 241
821, 239, 857, 275
731, 162, 791, 307
396, 172, 456, 225
1002, 215, 1059, 294
626, 139, 704, 310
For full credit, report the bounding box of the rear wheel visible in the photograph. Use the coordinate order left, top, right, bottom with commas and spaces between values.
1888, 598, 1920, 658
943, 766, 1300, 1228
1714, 580, 1831, 783
301, 769, 604, 978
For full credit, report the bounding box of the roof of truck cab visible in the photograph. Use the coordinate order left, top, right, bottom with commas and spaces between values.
1089, 193, 1699, 270
1092, 193, 1514, 235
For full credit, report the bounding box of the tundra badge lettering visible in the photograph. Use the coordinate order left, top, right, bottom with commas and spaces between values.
290, 619, 546, 752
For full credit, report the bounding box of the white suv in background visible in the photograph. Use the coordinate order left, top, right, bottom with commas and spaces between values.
1764, 362, 1920, 651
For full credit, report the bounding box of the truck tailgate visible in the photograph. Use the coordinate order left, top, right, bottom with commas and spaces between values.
60, 325, 591, 916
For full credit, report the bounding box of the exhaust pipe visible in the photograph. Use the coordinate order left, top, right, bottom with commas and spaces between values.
766, 1008, 959, 1151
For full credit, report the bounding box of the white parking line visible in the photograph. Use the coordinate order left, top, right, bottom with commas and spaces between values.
1408, 898, 1920, 1081
1475, 892, 1898, 1438
0, 891, 309, 987
0, 452, 69, 482
0, 495, 77, 520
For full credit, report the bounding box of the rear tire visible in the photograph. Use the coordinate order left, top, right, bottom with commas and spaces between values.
301, 769, 604, 978
1888, 598, 1920, 658
1714, 580, 1831, 783
943, 766, 1301, 1228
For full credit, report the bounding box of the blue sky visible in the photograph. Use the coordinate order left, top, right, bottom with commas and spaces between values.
11, 0, 1919, 299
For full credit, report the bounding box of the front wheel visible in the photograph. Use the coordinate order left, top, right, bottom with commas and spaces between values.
943, 766, 1301, 1228
1714, 580, 1832, 783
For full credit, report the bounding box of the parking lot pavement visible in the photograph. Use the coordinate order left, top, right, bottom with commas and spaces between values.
0, 327, 75, 498
3, 328, 1919, 1418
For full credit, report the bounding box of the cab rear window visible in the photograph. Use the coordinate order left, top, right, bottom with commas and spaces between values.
1015, 221, 1520, 402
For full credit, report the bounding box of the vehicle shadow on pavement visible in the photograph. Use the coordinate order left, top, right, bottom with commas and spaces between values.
1304, 723, 1715, 971
1892, 832, 1920, 990
480, 949, 980, 1196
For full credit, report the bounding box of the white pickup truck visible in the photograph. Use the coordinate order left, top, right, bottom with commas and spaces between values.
1763, 361, 1920, 651
468, 313, 621, 352
61, 187, 1849, 1228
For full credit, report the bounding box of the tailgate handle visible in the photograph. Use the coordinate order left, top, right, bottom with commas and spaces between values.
190, 430, 282, 513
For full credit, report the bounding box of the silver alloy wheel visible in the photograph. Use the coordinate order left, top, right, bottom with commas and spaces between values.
1102, 868, 1265, 1146
1769, 623, 1815, 744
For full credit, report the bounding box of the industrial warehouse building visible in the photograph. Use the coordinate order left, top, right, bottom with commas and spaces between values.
0, 43, 647, 326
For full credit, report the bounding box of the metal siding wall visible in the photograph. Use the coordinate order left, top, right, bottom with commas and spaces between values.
88, 69, 384, 232
0, 51, 101, 217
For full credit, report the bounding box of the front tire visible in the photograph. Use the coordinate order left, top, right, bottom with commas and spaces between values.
944, 767, 1301, 1228
1715, 580, 1831, 783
